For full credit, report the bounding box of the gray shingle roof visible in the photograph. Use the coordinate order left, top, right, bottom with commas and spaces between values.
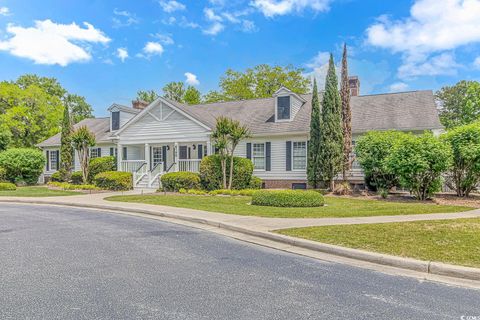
37, 117, 113, 147
171, 90, 442, 135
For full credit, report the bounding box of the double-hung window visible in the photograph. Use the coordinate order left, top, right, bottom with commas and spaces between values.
292, 141, 307, 170
277, 96, 291, 120
252, 143, 265, 170
90, 148, 100, 159
50, 151, 58, 171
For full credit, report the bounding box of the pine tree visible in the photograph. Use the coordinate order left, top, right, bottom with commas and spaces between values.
319, 54, 343, 191
307, 78, 322, 188
340, 44, 353, 182
59, 100, 74, 181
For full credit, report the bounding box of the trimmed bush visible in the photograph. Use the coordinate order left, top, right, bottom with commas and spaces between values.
50, 171, 63, 182
0, 182, 16, 191
0, 148, 45, 184
70, 171, 83, 185
161, 171, 200, 192
251, 190, 325, 207
48, 181, 99, 191
248, 176, 263, 189
209, 189, 257, 196
94, 171, 132, 191
88, 156, 116, 183
199, 155, 254, 190
0, 167, 6, 182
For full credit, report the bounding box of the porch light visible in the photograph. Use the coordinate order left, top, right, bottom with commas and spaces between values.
166, 145, 170, 151
192, 144, 196, 150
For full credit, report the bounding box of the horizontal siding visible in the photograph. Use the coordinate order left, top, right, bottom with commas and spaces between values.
74, 144, 116, 172
120, 111, 135, 128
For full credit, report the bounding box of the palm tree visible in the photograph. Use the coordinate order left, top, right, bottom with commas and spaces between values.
226, 120, 250, 190
71, 126, 96, 183
212, 117, 231, 189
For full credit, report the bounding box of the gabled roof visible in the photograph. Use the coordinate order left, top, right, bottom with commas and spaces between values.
37, 117, 113, 147
107, 103, 141, 114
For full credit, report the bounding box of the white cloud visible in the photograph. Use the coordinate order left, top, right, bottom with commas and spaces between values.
474, 56, 480, 69
159, 1, 186, 13
116, 48, 128, 62
398, 52, 460, 79
0, 19, 110, 66
251, 0, 331, 17
304, 51, 336, 89
112, 8, 139, 28
153, 33, 174, 45
184, 72, 200, 86
203, 22, 224, 35
204, 8, 223, 22
241, 20, 257, 32
366, 0, 480, 78
203, 8, 225, 35
139, 41, 164, 58
389, 82, 409, 92
0, 7, 10, 16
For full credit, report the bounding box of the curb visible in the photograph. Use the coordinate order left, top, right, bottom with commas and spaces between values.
2, 198, 480, 282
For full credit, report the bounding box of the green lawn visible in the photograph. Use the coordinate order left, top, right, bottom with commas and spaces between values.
0, 186, 81, 197
276, 218, 480, 268
105, 194, 472, 218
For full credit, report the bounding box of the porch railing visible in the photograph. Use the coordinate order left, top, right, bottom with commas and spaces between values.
134, 162, 148, 185
148, 162, 164, 188
178, 159, 201, 172
120, 160, 146, 173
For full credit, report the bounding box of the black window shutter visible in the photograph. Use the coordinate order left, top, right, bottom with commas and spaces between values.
123, 147, 127, 160
246, 143, 252, 159
46, 150, 50, 171
162, 146, 167, 171
265, 142, 271, 171
98, 148, 101, 157
286, 141, 292, 171
110, 147, 114, 156
197, 144, 203, 159
112, 112, 120, 130
56, 150, 60, 170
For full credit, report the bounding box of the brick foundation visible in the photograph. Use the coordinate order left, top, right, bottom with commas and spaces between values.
263, 180, 308, 189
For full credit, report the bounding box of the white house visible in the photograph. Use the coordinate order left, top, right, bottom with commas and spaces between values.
37, 77, 443, 189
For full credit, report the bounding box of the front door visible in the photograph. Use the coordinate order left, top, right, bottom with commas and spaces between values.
179, 146, 189, 159
152, 147, 163, 168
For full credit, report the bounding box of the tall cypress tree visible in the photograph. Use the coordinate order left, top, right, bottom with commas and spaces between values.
60, 99, 74, 181
319, 54, 343, 191
340, 44, 352, 182
307, 78, 321, 188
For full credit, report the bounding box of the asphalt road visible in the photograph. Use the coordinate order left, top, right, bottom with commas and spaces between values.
0, 204, 479, 320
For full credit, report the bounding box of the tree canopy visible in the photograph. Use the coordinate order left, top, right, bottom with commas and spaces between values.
436, 80, 480, 129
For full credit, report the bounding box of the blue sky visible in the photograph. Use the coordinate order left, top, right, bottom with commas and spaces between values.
1, 0, 479, 116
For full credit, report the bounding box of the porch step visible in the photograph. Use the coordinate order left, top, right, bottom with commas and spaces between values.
134, 173, 160, 190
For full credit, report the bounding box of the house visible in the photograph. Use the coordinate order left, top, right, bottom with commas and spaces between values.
37, 77, 443, 189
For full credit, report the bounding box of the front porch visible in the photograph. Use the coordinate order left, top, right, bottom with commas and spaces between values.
117, 141, 211, 189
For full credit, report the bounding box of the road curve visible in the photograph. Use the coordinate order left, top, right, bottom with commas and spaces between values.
0, 203, 478, 320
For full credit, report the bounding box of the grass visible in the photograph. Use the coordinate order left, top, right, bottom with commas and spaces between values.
105, 194, 473, 218
276, 218, 480, 268
0, 186, 81, 197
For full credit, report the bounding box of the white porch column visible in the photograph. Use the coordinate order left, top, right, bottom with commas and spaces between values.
174, 142, 179, 172
145, 143, 150, 171
206, 140, 211, 156
117, 144, 123, 171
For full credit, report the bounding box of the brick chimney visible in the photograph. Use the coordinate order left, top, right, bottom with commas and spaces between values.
132, 99, 149, 110
348, 76, 360, 96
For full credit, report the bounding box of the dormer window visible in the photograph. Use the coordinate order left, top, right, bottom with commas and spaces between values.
111, 111, 120, 131
277, 96, 291, 120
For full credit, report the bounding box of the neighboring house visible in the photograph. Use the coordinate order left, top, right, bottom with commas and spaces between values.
37, 77, 443, 189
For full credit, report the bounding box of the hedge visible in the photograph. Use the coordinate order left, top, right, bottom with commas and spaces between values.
0, 182, 16, 191
248, 176, 263, 189
51, 171, 63, 182
199, 155, 254, 190
0, 148, 45, 185
94, 171, 132, 191
251, 190, 325, 207
88, 156, 116, 183
71, 171, 83, 185
209, 189, 257, 196
48, 181, 99, 191
161, 171, 200, 192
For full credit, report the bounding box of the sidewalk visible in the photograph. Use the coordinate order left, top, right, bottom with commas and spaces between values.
1, 191, 479, 231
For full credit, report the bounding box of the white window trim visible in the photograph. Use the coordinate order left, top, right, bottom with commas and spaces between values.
275, 95, 292, 122
292, 141, 307, 171
49, 150, 58, 172
90, 147, 100, 159
152, 146, 163, 167
252, 142, 266, 171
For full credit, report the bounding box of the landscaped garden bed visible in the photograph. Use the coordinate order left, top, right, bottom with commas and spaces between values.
276, 218, 480, 268
0, 186, 81, 197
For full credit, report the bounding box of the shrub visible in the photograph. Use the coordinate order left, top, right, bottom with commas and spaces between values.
48, 181, 99, 191
355, 131, 407, 191
199, 155, 253, 190
187, 189, 207, 195
70, 171, 84, 185
248, 176, 263, 189
50, 171, 64, 182
0, 167, 6, 182
0, 182, 16, 191
161, 171, 200, 192
252, 190, 325, 207
334, 181, 352, 195
0, 148, 45, 184
209, 189, 257, 196
442, 122, 480, 197
386, 133, 451, 200
94, 171, 132, 191
88, 156, 116, 183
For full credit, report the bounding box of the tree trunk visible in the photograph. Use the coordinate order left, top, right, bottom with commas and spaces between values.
221, 156, 227, 189
228, 155, 234, 190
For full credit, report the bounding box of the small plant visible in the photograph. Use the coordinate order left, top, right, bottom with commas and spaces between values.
94, 171, 132, 191
48, 181, 99, 191
248, 176, 263, 189
252, 190, 325, 207
70, 171, 84, 185
0, 182, 16, 191
334, 181, 352, 196
379, 188, 389, 199
50, 171, 64, 182
161, 171, 200, 192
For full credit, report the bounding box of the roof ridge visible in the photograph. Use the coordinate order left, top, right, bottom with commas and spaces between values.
356, 90, 431, 98
187, 95, 277, 108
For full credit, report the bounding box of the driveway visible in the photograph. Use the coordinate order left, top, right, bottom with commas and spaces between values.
1, 203, 479, 319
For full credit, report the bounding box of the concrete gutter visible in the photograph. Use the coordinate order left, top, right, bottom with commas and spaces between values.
1, 198, 480, 283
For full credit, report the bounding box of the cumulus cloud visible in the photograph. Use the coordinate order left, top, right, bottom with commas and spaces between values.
398, 52, 460, 79
251, 0, 332, 17
112, 8, 139, 28
203, 8, 225, 35
474, 56, 480, 69
184, 72, 200, 86
203, 22, 224, 35
116, 48, 128, 62
159, 1, 186, 13
389, 82, 409, 92
202, 7, 256, 35
0, 19, 110, 66
366, 0, 480, 78
0, 7, 10, 16
138, 41, 164, 58
153, 33, 174, 45
304, 51, 336, 89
